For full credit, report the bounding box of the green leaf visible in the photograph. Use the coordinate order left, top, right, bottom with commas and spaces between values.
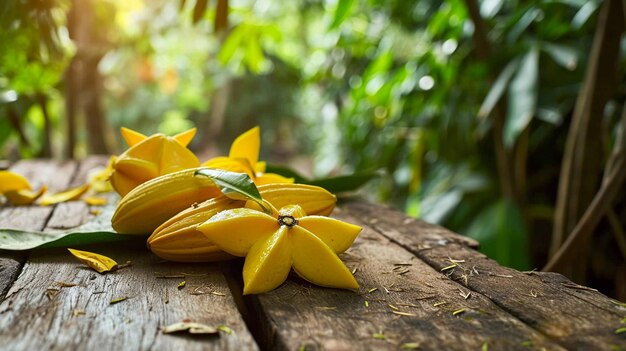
478, 58, 520, 119
571, 1, 600, 29
0, 195, 140, 251
194, 168, 268, 212
541, 43, 577, 71
265, 164, 377, 193
307, 172, 378, 193
244, 32, 265, 74
264, 165, 309, 183
504, 47, 539, 148
218, 24, 247, 65
465, 200, 530, 270
507, 7, 540, 44
329, 0, 355, 30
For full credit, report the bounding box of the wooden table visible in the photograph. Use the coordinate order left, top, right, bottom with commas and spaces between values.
0, 157, 625, 350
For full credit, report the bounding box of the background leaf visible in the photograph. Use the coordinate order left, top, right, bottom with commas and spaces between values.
465, 200, 531, 270
329, 0, 355, 30
266, 164, 377, 193
504, 47, 539, 148
478, 58, 520, 119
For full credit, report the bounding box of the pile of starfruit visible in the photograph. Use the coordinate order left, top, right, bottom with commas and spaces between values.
110, 126, 361, 294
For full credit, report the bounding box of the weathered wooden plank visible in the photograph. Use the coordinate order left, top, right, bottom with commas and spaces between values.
356, 202, 480, 250
344, 201, 626, 351
45, 156, 110, 230
0, 242, 259, 350
0, 160, 79, 300
239, 207, 564, 351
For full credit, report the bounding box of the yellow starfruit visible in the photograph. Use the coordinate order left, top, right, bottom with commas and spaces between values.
202, 127, 294, 185
198, 204, 361, 294
111, 127, 200, 197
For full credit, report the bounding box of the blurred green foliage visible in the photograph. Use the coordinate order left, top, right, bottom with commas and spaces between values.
1, 0, 623, 274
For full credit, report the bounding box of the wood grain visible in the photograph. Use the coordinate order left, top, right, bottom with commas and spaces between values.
0, 160, 78, 300
2, 158, 625, 350
344, 201, 626, 350
0, 242, 258, 350
240, 207, 564, 351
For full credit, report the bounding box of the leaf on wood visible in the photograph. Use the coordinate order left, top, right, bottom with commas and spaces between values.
0, 195, 139, 251
68, 248, 118, 273
161, 322, 219, 335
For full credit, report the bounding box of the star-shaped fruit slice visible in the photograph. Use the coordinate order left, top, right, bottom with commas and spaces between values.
198, 205, 361, 294
202, 126, 293, 185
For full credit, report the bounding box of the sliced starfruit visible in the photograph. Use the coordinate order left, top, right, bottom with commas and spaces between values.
147, 183, 337, 262
198, 205, 360, 294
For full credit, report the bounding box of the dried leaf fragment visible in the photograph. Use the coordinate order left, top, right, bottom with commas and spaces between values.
110, 296, 128, 304
217, 325, 233, 335
84, 196, 108, 206
72, 309, 86, 317
68, 248, 118, 273
161, 322, 219, 335
372, 332, 386, 340
40, 184, 90, 205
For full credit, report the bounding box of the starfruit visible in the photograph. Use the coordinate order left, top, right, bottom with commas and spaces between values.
202, 126, 293, 185
198, 204, 361, 294
110, 128, 200, 197
0, 171, 46, 205
147, 183, 337, 262
112, 167, 222, 235
147, 195, 243, 262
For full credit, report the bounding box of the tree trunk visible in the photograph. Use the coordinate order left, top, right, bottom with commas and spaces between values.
549, 0, 624, 280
